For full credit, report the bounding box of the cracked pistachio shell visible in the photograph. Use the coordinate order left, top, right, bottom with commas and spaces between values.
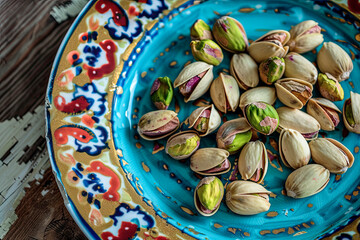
317, 73, 344, 102
190, 39, 223, 66
317, 42, 353, 81
238, 141, 268, 183
343, 91, 360, 134
285, 164, 330, 198
210, 73, 240, 113
287, 20, 324, 53
279, 129, 310, 169
275, 78, 313, 109
190, 148, 231, 176
309, 138, 354, 174
165, 131, 200, 160
137, 110, 180, 140
225, 181, 271, 215
248, 30, 290, 63
187, 104, 221, 137
194, 176, 224, 216
307, 98, 341, 131
230, 53, 259, 90
190, 19, 213, 40
174, 61, 213, 102
212, 16, 248, 53
259, 57, 285, 85
216, 118, 252, 154
239, 87, 277, 110
284, 52, 318, 85
244, 102, 279, 135
277, 107, 320, 140
150, 76, 173, 110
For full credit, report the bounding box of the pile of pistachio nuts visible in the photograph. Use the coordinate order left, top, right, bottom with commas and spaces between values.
138, 16, 359, 217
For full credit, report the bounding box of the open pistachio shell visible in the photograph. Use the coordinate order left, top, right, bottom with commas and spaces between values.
248, 30, 290, 63
277, 106, 320, 140
284, 52, 318, 85
210, 73, 240, 113
275, 78, 313, 109
307, 98, 341, 131
165, 131, 200, 160
174, 61, 213, 102
309, 138, 354, 174
230, 53, 259, 90
238, 141, 268, 183
239, 87, 277, 110
343, 92, 360, 134
190, 148, 231, 175
187, 104, 221, 137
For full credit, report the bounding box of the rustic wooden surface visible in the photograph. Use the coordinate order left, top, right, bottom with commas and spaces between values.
0, 0, 88, 239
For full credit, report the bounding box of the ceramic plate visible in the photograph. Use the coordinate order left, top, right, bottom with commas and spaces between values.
46, 0, 360, 239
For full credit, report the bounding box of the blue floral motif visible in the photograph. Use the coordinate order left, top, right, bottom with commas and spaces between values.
73, 83, 107, 117
110, 203, 155, 229
137, 0, 169, 19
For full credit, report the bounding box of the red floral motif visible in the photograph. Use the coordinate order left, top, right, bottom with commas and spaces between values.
101, 221, 138, 240
95, 0, 128, 26
54, 126, 93, 145
54, 95, 90, 114
348, 0, 360, 13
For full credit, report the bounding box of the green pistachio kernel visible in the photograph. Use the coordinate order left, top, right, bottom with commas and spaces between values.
167, 135, 200, 157
260, 57, 285, 84
150, 76, 173, 110
245, 102, 279, 135
197, 177, 223, 211
190, 39, 223, 66
190, 19, 213, 40
226, 130, 252, 154
345, 100, 355, 126
317, 73, 344, 101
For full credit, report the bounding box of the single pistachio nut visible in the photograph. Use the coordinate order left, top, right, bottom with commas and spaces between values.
210, 73, 240, 113
307, 98, 341, 131
225, 180, 271, 215
190, 148, 231, 175
248, 30, 290, 63
279, 129, 310, 169
309, 138, 354, 174
187, 104, 221, 137
238, 141, 268, 183
287, 20, 324, 53
190, 39, 224, 66
275, 78, 313, 109
216, 118, 252, 154
284, 52, 318, 85
317, 42, 353, 81
259, 57, 285, 85
343, 91, 360, 134
174, 61, 213, 102
150, 76, 173, 110
212, 16, 248, 53
138, 110, 180, 140
190, 19, 213, 40
244, 102, 279, 135
165, 131, 200, 160
317, 73, 344, 102
239, 87, 277, 110
230, 53, 259, 90
285, 164, 330, 198
194, 176, 224, 216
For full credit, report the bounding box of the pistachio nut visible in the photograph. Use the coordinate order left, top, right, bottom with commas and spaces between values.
244, 102, 279, 135
165, 131, 200, 160
343, 91, 360, 134
150, 76, 173, 110
259, 57, 285, 85
279, 129, 310, 169
317, 73, 344, 102
138, 110, 180, 140
190, 19, 213, 40
275, 78, 313, 109
284, 52, 318, 85
210, 73, 240, 113
190, 39, 224, 66
277, 106, 320, 140
212, 16, 248, 53
307, 98, 341, 131
187, 104, 221, 137
248, 30, 290, 63
194, 176, 224, 216
287, 20, 323, 53
238, 141, 268, 183
174, 61, 213, 102
239, 87, 277, 110
190, 148, 231, 175
225, 180, 271, 215
309, 138, 354, 174
285, 164, 330, 198
216, 118, 252, 154
317, 42, 353, 81
230, 53, 259, 90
